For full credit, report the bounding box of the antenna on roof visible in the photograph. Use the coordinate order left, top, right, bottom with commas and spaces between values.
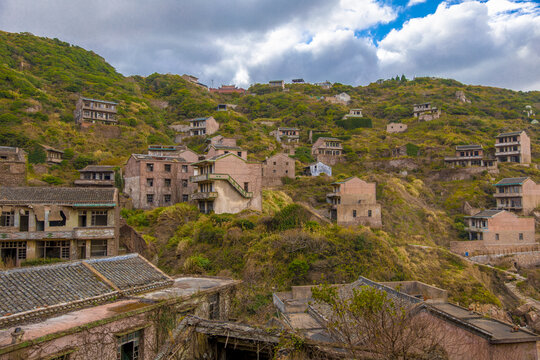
211, 79, 214, 88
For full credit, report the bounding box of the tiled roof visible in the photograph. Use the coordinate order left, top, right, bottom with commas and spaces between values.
0, 146, 18, 153
188, 117, 209, 122
131, 154, 187, 162
496, 131, 524, 137
467, 209, 505, 218
81, 97, 118, 105
495, 177, 529, 186
78, 165, 115, 172
278, 127, 299, 131
317, 137, 341, 142
456, 145, 483, 150
41, 145, 64, 153
0, 187, 117, 205
210, 144, 243, 150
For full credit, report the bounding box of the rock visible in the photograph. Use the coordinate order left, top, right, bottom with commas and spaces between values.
455, 90, 471, 103
514, 303, 534, 316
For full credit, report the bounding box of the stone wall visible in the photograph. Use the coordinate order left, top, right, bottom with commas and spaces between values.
0, 161, 26, 186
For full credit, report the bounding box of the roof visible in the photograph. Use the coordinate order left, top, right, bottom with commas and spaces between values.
316, 137, 341, 142
78, 165, 115, 172
456, 145, 483, 150
188, 117, 210, 122
41, 145, 64, 153
495, 177, 529, 186
332, 176, 360, 185
131, 154, 187, 162
278, 127, 300, 131
192, 152, 246, 166
209, 144, 243, 151
81, 97, 118, 105
0, 146, 18, 153
306, 161, 330, 167
466, 209, 505, 218
496, 131, 524, 137
0, 254, 172, 319
0, 187, 117, 205
148, 145, 182, 151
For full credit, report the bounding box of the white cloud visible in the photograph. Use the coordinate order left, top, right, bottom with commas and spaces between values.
407, 0, 427, 8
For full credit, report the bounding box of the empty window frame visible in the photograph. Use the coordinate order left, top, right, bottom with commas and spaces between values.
0, 211, 14, 227
117, 330, 142, 360
91, 211, 108, 226
91, 239, 108, 257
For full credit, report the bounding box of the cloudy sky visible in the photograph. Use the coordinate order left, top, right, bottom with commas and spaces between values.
0, 0, 538, 90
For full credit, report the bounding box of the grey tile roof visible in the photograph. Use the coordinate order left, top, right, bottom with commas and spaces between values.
78, 165, 115, 172
495, 177, 529, 186
468, 209, 505, 218
81, 97, 118, 105
210, 144, 243, 150
456, 145, 483, 150
41, 145, 64, 153
0, 187, 117, 205
132, 154, 187, 162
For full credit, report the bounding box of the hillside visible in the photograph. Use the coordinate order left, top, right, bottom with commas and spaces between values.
1, 30, 540, 323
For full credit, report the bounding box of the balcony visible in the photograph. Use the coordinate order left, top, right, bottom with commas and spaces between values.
493, 192, 522, 198
326, 192, 341, 198
444, 155, 483, 161
191, 192, 218, 200
495, 150, 520, 156
190, 173, 253, 198
465, 226, 488, 232
496, 204, 523, 210
0, 227, 115, 240
495, 141, 519, 147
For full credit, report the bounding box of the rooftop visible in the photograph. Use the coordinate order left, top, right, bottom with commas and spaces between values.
0, 146, 18, 153
78, 165, 115, 173
188, 117, 210, 122
317, 137, 341, 142
0, 187, 117, 205
497, 131, 524, 137
466, 209, 505, 218
456, 145, 483, 150
81, 97, 118, 105
278, 127, 300, 131
41, 145, 64, 153
210, 144, 243, 151
131, 154, 187, 162
495, 177, 529, 186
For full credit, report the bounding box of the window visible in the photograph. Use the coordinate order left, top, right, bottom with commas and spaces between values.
78, 211, 87, 227
208, 293, 220, 320
91, 239, 108, 257
164, 194, 171, 203
181, 165, 188, 173
91, 211, 108, 226
182, 179, 188, 188
244, 182, 249, 191
0, 211, 14, 227
164, 178, 171, 187
146, 194, 154, 204
519, 233, 523, 240
164, 164, 171, 172
495, 234, 499, 241
146, 163, 154, 172
273, 169, 276, 173
38, 240, 70, 259
117, 330, 141, 360
182, 195, 189, 202
273, 162, 277, 165
368, 210, 372, 217
286, 162, 289, 165
146, 178, 154, 187
353, 210, 357, 218
285, 170, 288, 174
49, 211, 67, 227
238, 152, 242, 157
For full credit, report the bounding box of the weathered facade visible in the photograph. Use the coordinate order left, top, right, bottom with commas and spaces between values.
188, 116, 219, 136
303, 161, 332, 177
413, 103, 440, 121
311, 137, 343, 166
269, 80, 285, 89
207, 135, 237, 147
0, 187, 119, 266
41, 145, 63, 164
206, 144, 247, 160
209, 85, 246, 94
326, 177, 382, 228
325, 92, 350, 105
74, 165, 115, 187
386, 122, 408, 133
0, 146, 26, 186
343, 108, 363, 119
494, 177, 540, 215
169, 124, 191, 143
261, 153, 295, 187
444, 145, 497, 169
495, 130, 531, 164
273, 127, 300, 143
74, 97, 118, 127
191, 153, 262, 214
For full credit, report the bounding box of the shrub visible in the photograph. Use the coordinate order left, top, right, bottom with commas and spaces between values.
0, 113, 21, 125
406, 143, 419, 157
195, 222, 225, 244
335, 117, 372, 129
41, 175, 63, 185
288, 258, 309, 283
28, 145, 46, 164
73, 155, 96, 169
268, 204, 311, 231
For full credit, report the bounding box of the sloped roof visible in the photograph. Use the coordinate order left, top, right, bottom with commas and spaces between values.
496, 131, 524, 137
81, 97, 118, 105
316, 137, 341, 142
0, 187, 117, 205
210, 144, 243, 151
0, 146, 18, 153
495, 177, 529, 186
456, 145, 483, 150
332, 176, 363, 185
78, 165, 115, 172
131, 154, 187, 162
41, 145, 64, 153
467, 209, 505, 218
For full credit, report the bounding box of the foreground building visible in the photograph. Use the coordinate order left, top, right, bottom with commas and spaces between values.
188, 116, 219, 136
326, 177, 382, 228
444, 145, 497, 169
413, 103, 440, 121
74, 165, 115, 187
0, 254, 239, 360
0, 187, 119, 266
495, 130, 531, 164
261, 153, 295, 187
311, 137, 343, 166
494, 177, 540, 215
303, 161, 332, 177
190, 153, 262, 214
74, 97, 118, 127
0, 146, 26, 186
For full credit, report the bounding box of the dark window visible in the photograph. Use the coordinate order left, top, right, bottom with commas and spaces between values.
164, 164, 171, 172
182, 179, 188, 188
117, 330, 141, 360
495, 233, 499, 240
91, 211, 108, 226
208, 293, 220, 320
146, 194, 154, 204
182, 195, 189, 202
146, 178, 154, 186
146, 163, 154, 172
164, 194, 171, 203
273, 162, 277, 165
244, 182, 249, 191
273, 169, 276, 173
78, 211, 87, 227
49, 211, 67, 227
353, 210, 357, 218
519, 233, 523, 240
237, 152, 242, 157
91, 239, 107, 257
368, 210, 372, 217
0, 211, 14, 227
38, 240, 70, 259
182, 165, 188, 173
164, 178, 171, 187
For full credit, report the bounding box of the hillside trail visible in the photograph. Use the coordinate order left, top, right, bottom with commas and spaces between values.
297, 202, 331, 224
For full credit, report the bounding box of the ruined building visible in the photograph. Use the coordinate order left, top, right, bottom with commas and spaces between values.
74, 97, 118, 127
494, 177, 540, 215
273, 127, 300, 143
261, 153, 295, 187
413, 103, 440, 121
444, 145, 496, 169
74, 165, 115, 187
311, 137, 343, 166
41, 145, 63, 164
386, 122, 407, 133
303, 161, 332, 177
0, 187, 119, 266
188, 116, 219, 136
343, 108, 363, 119
495, 130, 531, 164
0, 146, 26, 186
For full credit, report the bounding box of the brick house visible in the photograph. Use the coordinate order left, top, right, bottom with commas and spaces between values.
311, 137, 343, 165
41, 145, 63, 164
303, 161, 332, 177
444, 145, 497, 169
494, 177, 540, 215
413, 103, 440, 121
495, 130, 531, 164
190, 153, 262, 214
124, 153, 195, 209
273, 127, 300, 143
74, 165, 115, 187
74, 97, 118, 127
386, 122, 407, 133
343, 108, 363, 119
261, 153, 295, 187
0, 254, 240, 360
188, 116, 219, 136
0, 187, 119, 266
326, 177, 382, 228
207, 135, 237, 147
0, 146, 26, 186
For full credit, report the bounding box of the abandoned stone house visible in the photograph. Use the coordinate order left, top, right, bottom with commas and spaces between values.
216, 103, 238, 111
386, 122, 407, 133
0, 187, 119, 266
273, 127, 300, 143
444, 145, 497, 169
495, 130, 531, 164
311, 137, 343, 166
190, 153, 262, 214
261, 153, 295, 187
268, 80, 285, 89
74, 97, 118, 127
206, 143, 247, 160
343, 108, 363, 119
41, 145, 63, 164
303, 161, 332, 177
494, 177, 540, 215
188, 116, 219, 137
325, 92, 350, 105
207, 135, 237, 147
0, 146, 26, 186
74, 165, 115, 187
315, 81, 332, 89
169, 124, 191, 143
326, 177, 382, 228
0, 253, 240, 360
209, 85, 246, 94
273, 276, 540, 360
413, 103, 440, 121
124, 153, 196, 210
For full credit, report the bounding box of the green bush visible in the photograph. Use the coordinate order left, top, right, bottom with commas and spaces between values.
28, 145, 46, 164
0, 113, 21, 125
406, 143, 419, 157
288, 258, 309, 283
196, 222, 225, 244
41, 175, 63, 185
335, 117, 372, 129
73, 155, 96, 169
268, 204, 311, 231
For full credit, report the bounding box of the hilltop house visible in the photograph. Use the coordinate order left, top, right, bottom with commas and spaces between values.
0, 146, 26, 186
413, 103, 440, 121
386, 122, 407, 133
311, 137, 343, 165
495, 130, 531, 164
74, 97, 118, 127
0, 187, 119, 266
343, 108, 363, 119
269, 80, 285, 89
326, 177, 382, 228
325, 92, 351, 105
0, 254, 239, 360
315, 81, 332, 89
41, 145, 63, 164
303, 161, 332, 177
494, 177, 540, 215
74, 165, 115, 187
273, 127, 300, 143
292, 78, 305, 83
444, 145, 496, 169
188, 116, 219, 136
261, 153, 295, 187
210, 85, 246, 94
190, 153, 262, 214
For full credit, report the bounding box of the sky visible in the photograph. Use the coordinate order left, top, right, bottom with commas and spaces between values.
0, 0, 538, 91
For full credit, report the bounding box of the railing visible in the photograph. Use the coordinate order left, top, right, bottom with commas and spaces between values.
190, 173, 253, 198
0, 227, 115, 240
493, 192, 522, 197
191, 192, 218, 200
495, 141, 519, 147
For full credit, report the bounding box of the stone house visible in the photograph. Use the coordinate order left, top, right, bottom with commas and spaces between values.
494, 177, 540, 215
325, 92, 351, 105
326, 177, 382, 228
124, 153, 196, 209
386, 122, 407, 133
209, 85, 246, 94
216, 103, 238, 111
169, 124, 191, 143
188, 116, 219, 136
444, 145, 497, 169
0, 187, 119, 266
273, 277, 540, 360
303, 161, 332, 177
0, 253, 240, 360
261, 153, 295, 187
273, 127, 300, 143
311, 137, 343, 165
495, 130, 531, 164
413, 103, 440, 121
74, 165, 115, 187
41, 145, 63, 164
190, 153, 262, 214
343, 108, 363, 119
0, 146, 26, 186
269, 80, 285, 89
74, 97, 118, 127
